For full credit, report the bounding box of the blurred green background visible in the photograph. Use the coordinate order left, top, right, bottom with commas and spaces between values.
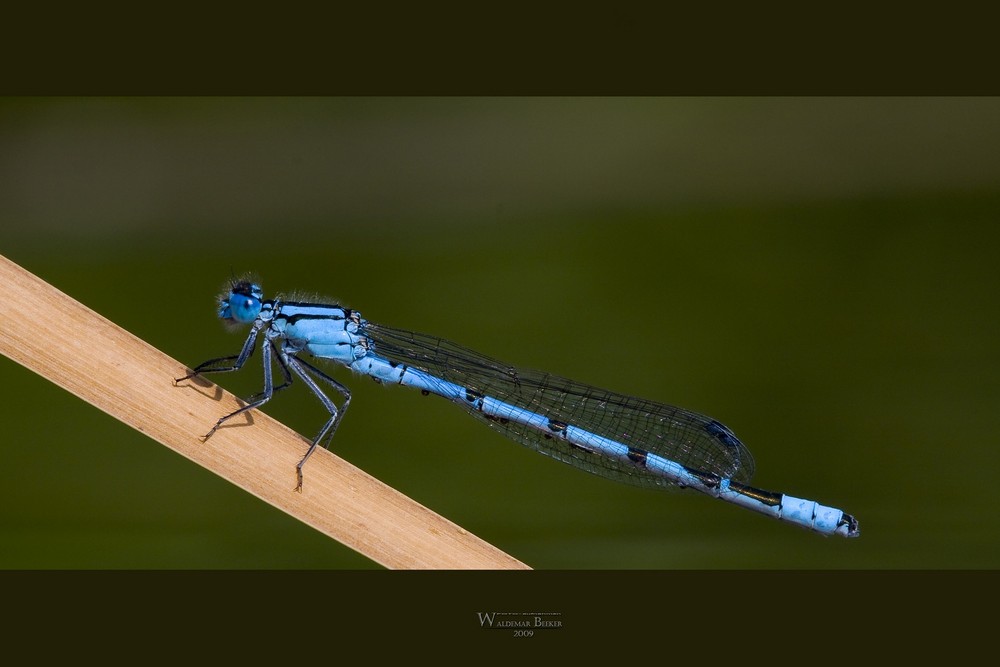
1, 97, 998, 569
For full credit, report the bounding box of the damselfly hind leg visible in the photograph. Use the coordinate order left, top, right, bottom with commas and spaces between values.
284, 354, 352, 491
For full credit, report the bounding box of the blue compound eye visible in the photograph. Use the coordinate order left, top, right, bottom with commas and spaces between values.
231, 294, 261, 322
219, 280, 265, 323
221, 292, 262, 323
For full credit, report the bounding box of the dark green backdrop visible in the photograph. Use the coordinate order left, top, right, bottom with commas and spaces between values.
2, 97, 998, 568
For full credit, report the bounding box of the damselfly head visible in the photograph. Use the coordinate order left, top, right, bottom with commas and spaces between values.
218, 278, 264, 325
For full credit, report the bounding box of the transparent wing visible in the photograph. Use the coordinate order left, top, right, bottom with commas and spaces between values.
362, 321, 755, 488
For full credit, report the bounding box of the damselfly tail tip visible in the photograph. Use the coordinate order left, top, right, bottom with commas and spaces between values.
838, 513, 860, 538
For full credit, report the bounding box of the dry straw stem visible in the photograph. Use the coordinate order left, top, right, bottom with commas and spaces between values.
0, 255, 529, 570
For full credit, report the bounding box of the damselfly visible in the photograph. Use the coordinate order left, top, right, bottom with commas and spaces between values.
177, 279, 859, 537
